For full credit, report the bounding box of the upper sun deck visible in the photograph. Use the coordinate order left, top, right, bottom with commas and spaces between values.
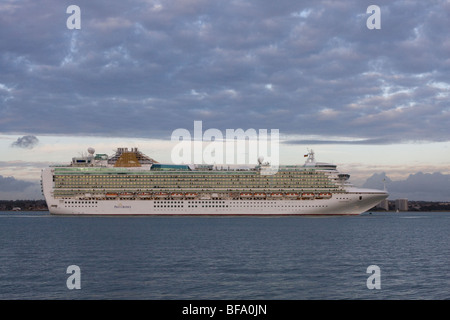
51, 147, 340, 174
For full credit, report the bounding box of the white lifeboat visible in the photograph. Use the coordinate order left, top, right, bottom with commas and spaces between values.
185, 193, 198, 198
137, 192, 152, 198
270, 193, 283, 198
154, 192, 168, 199
240, 192, 253, 198
253, 193, 266, 198
285, 193, 299, 198
120, 192, 134, 198
171, 193, 184, 198
318, 192, 332, 199
106, 193, 118, 198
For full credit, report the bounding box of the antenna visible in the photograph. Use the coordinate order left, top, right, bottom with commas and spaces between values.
304, 149, 315, 164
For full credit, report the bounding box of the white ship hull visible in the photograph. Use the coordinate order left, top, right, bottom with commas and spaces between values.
44, 198, 387, 216
42, 173, 386, 216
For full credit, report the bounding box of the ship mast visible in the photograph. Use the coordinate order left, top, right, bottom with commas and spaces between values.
304, 149, 316, 165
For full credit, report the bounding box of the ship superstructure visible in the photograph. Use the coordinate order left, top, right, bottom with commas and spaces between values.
41, 147, 388, 215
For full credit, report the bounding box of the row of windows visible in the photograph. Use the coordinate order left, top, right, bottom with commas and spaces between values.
54, 191, 340, 199
63, 200, 98, 208
56, 184, 333, 189
65, 205, 98, 208
54, 173, 329, 183
56, 170, 322, 178
56, 180, 305, 185
56, 175, 328, 180
61, 204, 330, 209
55, 176, 328, 183
55, 179, 332, 186
60, 198, 330, 209
54, 191, 342, 200
64, 200, 98, 204
153, 204, 329, 209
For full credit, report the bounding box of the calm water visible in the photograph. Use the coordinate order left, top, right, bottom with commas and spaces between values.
1, 211, 450, 300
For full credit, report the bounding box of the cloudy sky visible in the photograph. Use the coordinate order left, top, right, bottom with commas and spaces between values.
0, 0, 449, 201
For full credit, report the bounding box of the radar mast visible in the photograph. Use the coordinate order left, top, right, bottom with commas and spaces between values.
304, 149, 316, 165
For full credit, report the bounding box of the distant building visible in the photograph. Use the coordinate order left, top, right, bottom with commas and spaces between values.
12, 207, 21, 211
376, 199, 389, 211
395, 199, 408, 211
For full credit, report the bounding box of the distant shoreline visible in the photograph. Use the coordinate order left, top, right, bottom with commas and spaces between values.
0, 200, 48, 211
371, 200, 450, 212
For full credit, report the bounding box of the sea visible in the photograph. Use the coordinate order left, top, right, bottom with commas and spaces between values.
1, 210, 450, 301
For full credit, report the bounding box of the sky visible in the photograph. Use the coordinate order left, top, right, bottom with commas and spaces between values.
0, 0, 449, 201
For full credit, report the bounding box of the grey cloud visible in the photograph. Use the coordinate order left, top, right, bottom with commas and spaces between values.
363, 172, 450, 202
283, 137, 398, 145
0, 161, 51, 168
11, 135, 39, 149
1, 1, 450, 143
0, 175, 34, 192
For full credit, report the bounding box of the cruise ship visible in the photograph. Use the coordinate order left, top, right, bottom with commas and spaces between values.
41, 147, 388, 216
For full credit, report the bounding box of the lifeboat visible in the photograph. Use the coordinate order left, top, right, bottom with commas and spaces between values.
301, 193, 315, 199
106, 193, 118, 198
253, 193, 266, 198
285, 193, 299, 198
185, 193, 198, 198
318, 192, 332, 199
171, 193, 184, 198
270, 193, 283, 198
240, 192, 253, 198
137, 192, 152, 198
154, 192, 168, 199
120, 192, 134, 198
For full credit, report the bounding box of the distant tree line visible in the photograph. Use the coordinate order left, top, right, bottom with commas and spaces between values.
0, 200, 48, 211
